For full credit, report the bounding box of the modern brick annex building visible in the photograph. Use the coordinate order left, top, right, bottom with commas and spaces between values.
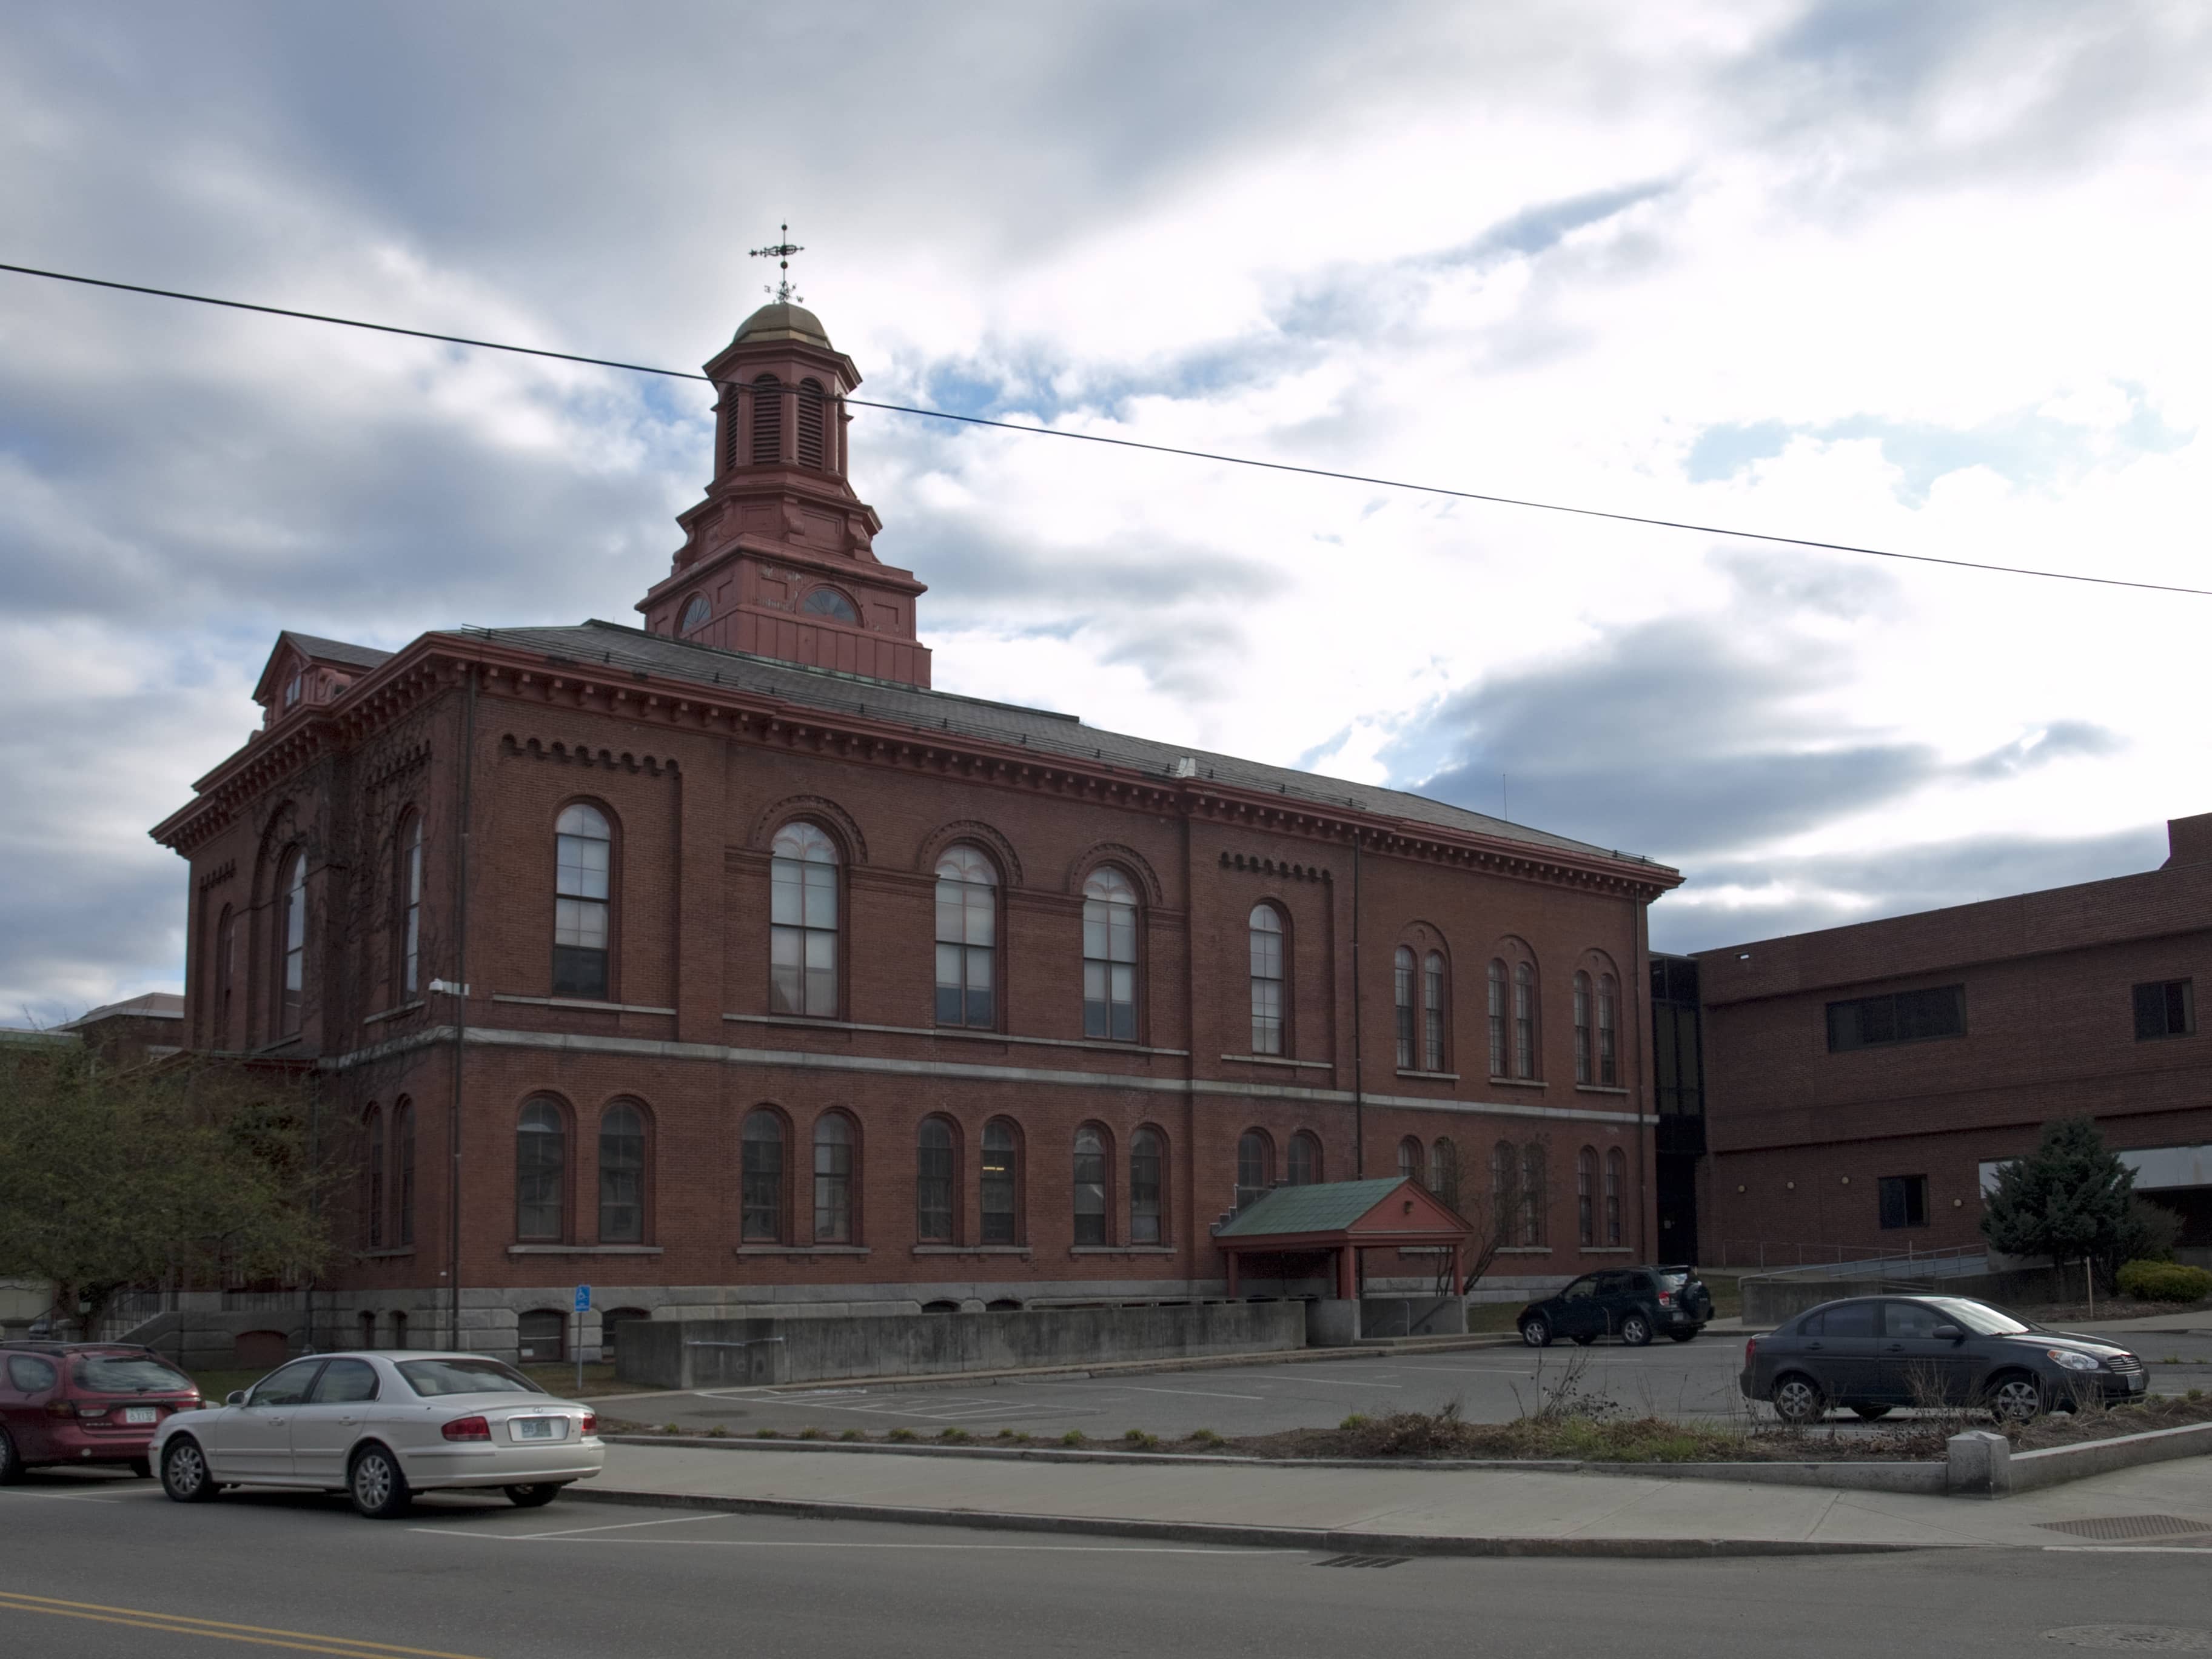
150, 301, 1680, 1361
1689, 814, 2212, 1268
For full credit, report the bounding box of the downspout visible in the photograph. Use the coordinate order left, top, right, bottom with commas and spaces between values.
447, 665, 477, 1350
1351, 834, 1364, 1178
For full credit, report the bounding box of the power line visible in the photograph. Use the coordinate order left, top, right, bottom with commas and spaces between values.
3, 258, 2204, 599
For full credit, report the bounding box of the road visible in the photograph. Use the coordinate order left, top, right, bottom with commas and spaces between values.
5, 1470, 2210, 1658
595, 1330, 2212, 1440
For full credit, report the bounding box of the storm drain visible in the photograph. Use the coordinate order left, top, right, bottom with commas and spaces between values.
2037, 1516, 2212, 1541
1313, 1554, 1409, 1569
2042, 1629, 2212, 1651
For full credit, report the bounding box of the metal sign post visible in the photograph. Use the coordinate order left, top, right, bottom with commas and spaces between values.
573, 1285, 591, 1395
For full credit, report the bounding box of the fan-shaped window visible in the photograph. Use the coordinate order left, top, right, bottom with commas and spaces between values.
750, 374, 782, 464
813, 1113, 853, 1244
1130, 1128, 1164, 1243
679, 594, 712, 635
1513, 962, 1538, 1080
364, 1106, 385, 1249
1577, 1146, 1598, 1247
797, 378, 827, 469
770, 822, 840, 1017
981, 1119, 1020, 1244
600, 1102, 646, 1244
517, 1099, 565, 1242
917, 1118, 956, 1243
1081, 867, 1138, 1041
278, 849, 307, 1036
1249, 905, 1285, 1055
1393, 946, 1415, 1068
1287, 1131, 1320, 1187
554, 804, 612, 1000
1487, 960, 1508, 1078
800, 587, 859, 625
1398, 1136, 1423, 1182
742, 1109, 786, 1242
934, 845, 997, 1028
1235, 1130, 1271, 1210
1431, 1137, 1460, 1211
394, 1099, 415, 1247
1597, 973, 1618, 1088
1574, 971, 1594, 1085
1073, 1126, 1108, 1245
1423, 950, 1447, 1071
1604, 1147, 1625, 1247
1520, 1141, 1547, 1246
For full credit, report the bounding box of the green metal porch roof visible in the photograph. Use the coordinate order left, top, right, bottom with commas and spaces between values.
1213, 1177, 1408, 1239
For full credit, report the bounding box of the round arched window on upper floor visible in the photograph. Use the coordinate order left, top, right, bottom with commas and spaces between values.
934, 845, 999, 1029
800, 586, 859, 625
1082, 867, 1139, 1041
679, 595, 712, 635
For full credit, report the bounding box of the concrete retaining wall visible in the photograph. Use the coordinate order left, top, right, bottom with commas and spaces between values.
1741, 1265, 2071, 1326
617, 1301, 1308, 1390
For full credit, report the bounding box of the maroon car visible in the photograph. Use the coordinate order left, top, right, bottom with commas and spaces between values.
0, 1343, 203, 1480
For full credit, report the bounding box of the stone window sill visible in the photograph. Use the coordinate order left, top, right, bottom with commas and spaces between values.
723, 1011, 1188, 1058
362, 1000, 424, 1027
734, 1244, 871, 1257
1494, 1245, 1553, 1255
1574, 1084, 1630, 1096
913, 1245, 1032, 1257
495, 993, 677, 1016
357, 1247, 417, 1259
1221, 1053, 1332, 1071
1581, 1247, 1633, 1254
1069, 1245, 1176, 1256
508, 1244, 665, 1256
1396, 1068, 1460, 1083
1487, 1076, 1547, 1090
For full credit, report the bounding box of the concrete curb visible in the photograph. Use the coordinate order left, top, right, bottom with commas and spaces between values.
561, 1483, 1936, 1558
2006, 1419, 2212, 1493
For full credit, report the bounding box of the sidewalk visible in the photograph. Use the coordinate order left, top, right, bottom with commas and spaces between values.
572, 1439, 2212, 1557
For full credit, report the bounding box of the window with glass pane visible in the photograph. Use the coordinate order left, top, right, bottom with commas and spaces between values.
917, 1119, 955, 1242
1597, 974, 1618, 1087
516, 1101, 565, 1241
1432, 1138, 1460, 1211
1287, 1131, 1318, 1187
742, 1110, 785, 1242
1073, 1127, 1107, 1244
770, 822, 839, 1017
1235, 1130, 1270, 1210
600, 1103, 645, 1243
813, 1114, 853, 1243
1399, 1137, 1423, 1181
1130, 1129, 1163, 1243
934, 846, 997, 1028
216, 907, 235, 1038
400, 814, 423, 996
981, 1120, 1018, 1244
1393, 947, 1415, 1068
1487, 960, 1507, 1077
1249, 905, 1285, 1054
395, 1100, 415, 1247
679, 594, 711, 634
1603, 1148, 1623, 1246
1423, 951, 1446, 1070
280, 850, 306, 1034
1081, 868, 1138, 1040
366, 1107, 385, 1248
1513, 963, 1537, 1079
1572, 971, 1592, 1084
1520, 1142, 1546, 1245
553, 804, 611, 999
1491, 1140, 1518, 1245
801, 586, 859, 623
1576, 1147, 1597, 1247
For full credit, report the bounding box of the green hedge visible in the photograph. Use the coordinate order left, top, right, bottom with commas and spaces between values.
2115, 1260, 2212, 1303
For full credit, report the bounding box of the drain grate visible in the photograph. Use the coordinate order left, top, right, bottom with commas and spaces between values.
1313, 1553, 1409, 1569
2042, 1629, 2212, 1651
2037, 1516, 2212, 1541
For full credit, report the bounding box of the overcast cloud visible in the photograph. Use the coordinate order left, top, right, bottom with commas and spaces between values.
2, 1, 2208, 1021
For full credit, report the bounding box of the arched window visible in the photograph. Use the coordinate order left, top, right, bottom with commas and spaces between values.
394, 1099, 415, 1247
1513, 962, 1538, 1080
215, 906, 236, 1042
1249, 905, 1286, 1055
1487, 960, 1508, 1078
553, 804, 612, 1000
917, 1118, 956, 1243
750, 374, 782, 464
934, 845, 997, 1028
981, 1119, 1020, 1244
1081, 867, 1138, 1041
796, 378, 827, 469
1235, 1130, 1272, 1210
516, 1099, 565, 1242
1423, 950, 1447, 1071
679, 594, 712, 635
770, 822, 840, 1017
278, 849, 306, 1036
1072, 1126, 1108, 1244
813, 1113, 854, 1244
364, 1106, 385, 1249
398, 813, 423, 998
1490, 1139, 1519, 1246
1398, 1136, 1424, 1182
1432, 1137, 1461, 1211
1576, 1146, 1598, 1247
1604, 1148, 1625, 1248
1573, 971, 1593, 1084
742, 1109, 786, 1242
600, 1102, 646, 1244
1393, 946, 1416, 1068
801, 586, 860, 624
1287, 1130, 1320, 1187
1597, 973, 1618, 1088
1520, 1141, 1547, 1247
1130, 1128, 1164, 1243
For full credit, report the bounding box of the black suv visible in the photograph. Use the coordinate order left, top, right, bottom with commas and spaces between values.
1517, 1265, 1712, 1347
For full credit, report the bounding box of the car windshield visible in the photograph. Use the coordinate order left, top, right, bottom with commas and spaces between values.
397, 1358, 548, 1398
74, 1355, 195, 1393
1927, 1298, 2039, 1336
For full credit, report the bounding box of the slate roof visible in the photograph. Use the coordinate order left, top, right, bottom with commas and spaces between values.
281, 631, 396, 671
1213, 1177, 1409, 1238
449, 619, 1666, 869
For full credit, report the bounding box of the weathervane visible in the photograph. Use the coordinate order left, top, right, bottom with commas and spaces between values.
749, 223, 805, 304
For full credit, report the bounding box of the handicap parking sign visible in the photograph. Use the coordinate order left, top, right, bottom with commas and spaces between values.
574, 1284, 591, 1313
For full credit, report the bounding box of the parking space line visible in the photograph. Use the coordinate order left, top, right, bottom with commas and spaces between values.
1267, 1375, 1404, 1389
417, 1529, 1273, 1556
1122, 1385, 1265, 1400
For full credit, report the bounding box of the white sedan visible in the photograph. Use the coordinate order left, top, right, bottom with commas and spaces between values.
152, 1350, 604, 1518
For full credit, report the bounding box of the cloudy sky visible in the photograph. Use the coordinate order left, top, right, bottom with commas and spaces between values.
4, 1, 2209, 1024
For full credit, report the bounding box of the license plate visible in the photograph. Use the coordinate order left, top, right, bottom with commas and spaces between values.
123, 1406, 158, 1425
2128, 1373, 2145, 1392
511, 1417, 567, 1442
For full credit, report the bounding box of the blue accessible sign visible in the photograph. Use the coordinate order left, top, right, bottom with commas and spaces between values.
574, 1284, 591, 1313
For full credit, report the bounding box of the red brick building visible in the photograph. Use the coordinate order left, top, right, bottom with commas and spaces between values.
151, 303, 1680, 1360
1691, 815, 2212, 1269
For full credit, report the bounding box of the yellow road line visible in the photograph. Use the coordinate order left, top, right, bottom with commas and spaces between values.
0, 1592, 491, 1659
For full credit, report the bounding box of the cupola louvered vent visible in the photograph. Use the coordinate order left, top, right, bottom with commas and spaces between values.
751, 375, 782, 465
797, 379, 827, 469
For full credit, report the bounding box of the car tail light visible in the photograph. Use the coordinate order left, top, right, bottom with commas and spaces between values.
1744, 1337, 1759, 1367
1658, 1292, 1674, 1306
442, 1415, 492, 1441
580, 1413, 598, 1436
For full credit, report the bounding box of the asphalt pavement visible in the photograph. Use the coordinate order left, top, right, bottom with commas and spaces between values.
7, 1470, 2212, 1659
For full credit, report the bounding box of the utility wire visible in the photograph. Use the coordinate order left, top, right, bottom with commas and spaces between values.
3, 258, 2204, 599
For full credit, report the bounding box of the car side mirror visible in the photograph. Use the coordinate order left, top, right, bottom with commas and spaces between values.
1931, 1325, 1963, 1343
226, 1391, 247, 1406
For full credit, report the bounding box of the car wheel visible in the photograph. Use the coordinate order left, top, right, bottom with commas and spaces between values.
161, 1437, 218, 1503
504, 1483, 567, 1508
0, 1427, 22, 1485
1571, 1335, 1596, 1346
349, 1444, 412, 1520
1667, 1330, 1698, 1344
1851, 1404, 1892, 1421
1519, 1315, 1552, 1347
1772, 1374, 1826, 1426
1987, 1374, 2045, 1424
1620, 1313, 1654, 1347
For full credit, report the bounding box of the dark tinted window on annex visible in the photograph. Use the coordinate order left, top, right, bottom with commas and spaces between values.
1826, 986, 1965, 1052
1878, 1174, 1928, 1229
2134, 979, 2195, 1041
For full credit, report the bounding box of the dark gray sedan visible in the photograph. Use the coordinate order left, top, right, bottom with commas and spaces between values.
1739, 1294, 2148, 1424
